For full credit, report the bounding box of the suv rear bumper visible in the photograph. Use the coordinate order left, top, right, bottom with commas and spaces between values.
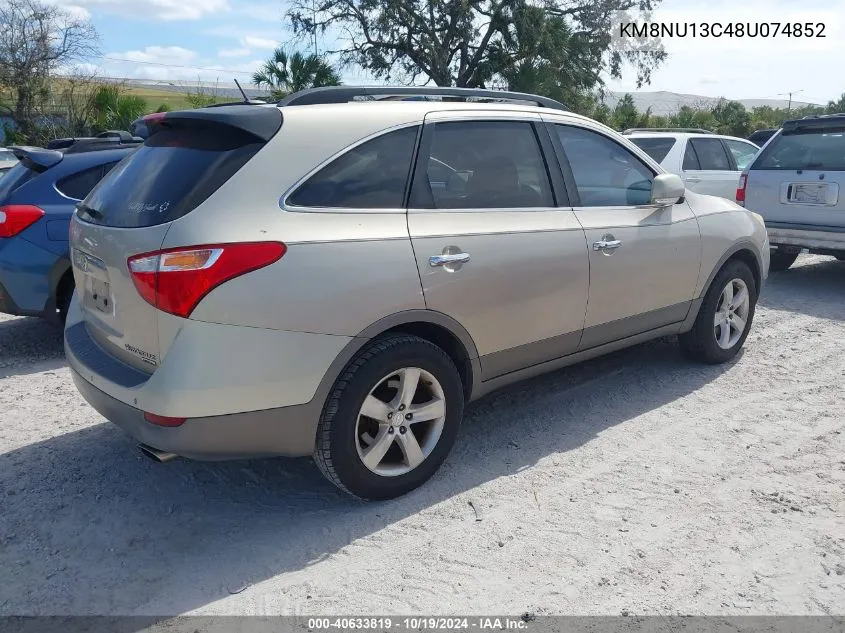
71, 367, 321, 459
766, 223, 845, 252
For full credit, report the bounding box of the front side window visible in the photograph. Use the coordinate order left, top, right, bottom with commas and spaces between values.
724, 140, 759, 171
412, 120, 554, 209
289, 126, 419, 209
688, 138, 731, 170
555, 125, 654, 207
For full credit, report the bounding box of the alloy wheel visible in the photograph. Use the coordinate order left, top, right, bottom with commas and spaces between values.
355, 367, 446, 477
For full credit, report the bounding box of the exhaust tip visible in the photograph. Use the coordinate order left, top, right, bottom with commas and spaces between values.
139, 444, 178, 463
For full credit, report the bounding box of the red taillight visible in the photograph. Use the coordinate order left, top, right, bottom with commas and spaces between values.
127, 242, 286, 318
144, 412, 187, 427
736, 173, 748, 205
0, 205, 45, 238
143, 112, 167, 123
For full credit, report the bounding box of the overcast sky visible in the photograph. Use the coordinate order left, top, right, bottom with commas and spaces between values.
61, 0, 844, 105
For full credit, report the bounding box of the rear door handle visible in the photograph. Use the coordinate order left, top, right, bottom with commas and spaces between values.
592, 239, 622, 251
685, 177, 702, 183
429, 253, 471, 267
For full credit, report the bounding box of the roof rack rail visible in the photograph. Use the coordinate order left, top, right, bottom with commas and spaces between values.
277, 86, 568, 111
622, 127, 714, 134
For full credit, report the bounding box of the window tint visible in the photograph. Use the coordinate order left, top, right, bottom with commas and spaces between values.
555, 125, 654, 207
289, 126, 418, 209
81, 126, 264, 227
689, 138, 731, 170
629, 137, 676, 163
751, 131, 845, 171
724, 140, 758, 171
682, 142, 700, 170
56, 163, 116, 200
412, 121, 554, 209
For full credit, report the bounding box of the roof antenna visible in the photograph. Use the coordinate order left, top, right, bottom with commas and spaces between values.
234, 78, 249, 103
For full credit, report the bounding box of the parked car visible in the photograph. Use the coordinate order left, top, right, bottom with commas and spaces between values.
0, 135, 140, 321
65, 86, 769, 500
624, 129, 760, 201
0, 148, 18, 177
739, 113, 845, 270
747, 129, 778, 146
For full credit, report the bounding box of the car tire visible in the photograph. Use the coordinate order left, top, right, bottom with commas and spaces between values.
679, 260, 757, 365
769, 250, 798, 272
58, 285, 74, 323
314, 334, 464, 500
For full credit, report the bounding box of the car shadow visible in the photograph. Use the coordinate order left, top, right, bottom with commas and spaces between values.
759, 255, 844, 321
1, 337, 733, 617
0, 316, 65, 379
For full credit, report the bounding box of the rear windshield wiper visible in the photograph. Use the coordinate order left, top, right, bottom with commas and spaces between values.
76, 203, 104, 221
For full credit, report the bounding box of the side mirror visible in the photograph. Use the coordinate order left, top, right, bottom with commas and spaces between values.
650, 173, 685, 206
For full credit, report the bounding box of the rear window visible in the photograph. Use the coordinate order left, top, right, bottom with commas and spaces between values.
78, 125, 264, 228
0, 162, 37, 200
751, 131, 845, 171
629, 137, 676, 163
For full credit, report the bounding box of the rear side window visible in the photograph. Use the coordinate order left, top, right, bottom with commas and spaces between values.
289, 126, 419, 209
79, 125, 264, 228
724, 140, 758, 171
751, 131, 845, 171
688, 138, 731, 170
629, 137, 676, 163
56, 163, 117, 200
411, 120, 554, 209
0, 150, 16, 162
682, 143, 700, 170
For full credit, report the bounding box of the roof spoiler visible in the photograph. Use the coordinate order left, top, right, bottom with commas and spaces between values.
9, 146, 63, 172
782, 114, 845, 134
143, 105, 283, 142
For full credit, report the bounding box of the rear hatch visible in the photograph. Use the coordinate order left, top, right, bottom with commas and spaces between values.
744, 116, 845, 228
70, 106, 282, 373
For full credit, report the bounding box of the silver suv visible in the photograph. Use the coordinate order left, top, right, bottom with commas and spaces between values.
65, 87, 770, 499
740, 114, 845, 270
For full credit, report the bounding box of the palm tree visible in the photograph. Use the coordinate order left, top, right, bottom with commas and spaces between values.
252, 48, 341, 100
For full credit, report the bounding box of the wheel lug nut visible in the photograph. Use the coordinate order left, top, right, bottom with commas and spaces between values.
399, 426, 407, 434
405, 413, 412, 420
387, 412, 393, 419
398, 404, 406, 411
388, 427, 395, 434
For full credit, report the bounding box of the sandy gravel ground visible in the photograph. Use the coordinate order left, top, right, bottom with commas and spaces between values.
0, 255, 843, 617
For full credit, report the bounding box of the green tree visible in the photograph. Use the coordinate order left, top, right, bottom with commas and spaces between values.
288, 0, 665, 92
90, 85, 147, 133
612, 93, 639, 131
0, 0, 99, 138
826, 93, 845, 114
711, 99, 751, 137
252, 48, 341, 100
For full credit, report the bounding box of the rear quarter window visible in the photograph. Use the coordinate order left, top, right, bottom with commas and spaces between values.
751, 131, 845, 171
288, 126, 419, 209
628, 137, 677, 163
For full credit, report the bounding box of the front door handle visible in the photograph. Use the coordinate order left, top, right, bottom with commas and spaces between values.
685, 177, 702, 183
592, 239, 622, 251
429, 252, 471, 267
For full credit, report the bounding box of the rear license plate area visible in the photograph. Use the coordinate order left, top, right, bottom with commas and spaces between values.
783, 182, 839, 206
90, 278, 111, 313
